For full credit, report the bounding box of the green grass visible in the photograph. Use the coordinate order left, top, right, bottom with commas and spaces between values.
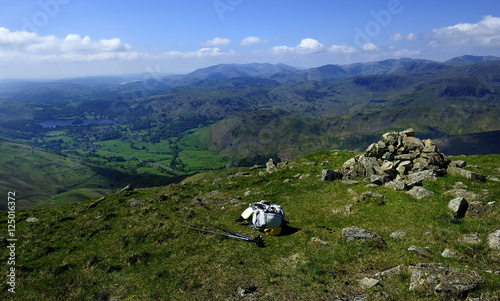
0, 138, 191, 210
94, 132, 230, 173
1, 123, 232, 210
1, 150, 498, 300
0, 139, 108, 209
178, 133, 231, 171
34, 188, 109, 208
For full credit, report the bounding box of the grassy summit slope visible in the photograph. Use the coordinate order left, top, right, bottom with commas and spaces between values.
1, 150, 498, 300
0, 138, 109, 209
0, 138, 185, 210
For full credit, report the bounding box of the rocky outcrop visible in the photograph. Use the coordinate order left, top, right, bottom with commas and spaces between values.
406, 186, 434, 199
447, 166, 487, 181
441, 248, 459, 258
320, 169, 343, 181
408, 263, 483, 298
448, 197, 469, 218
408, 245, 433, 258
466, 201, 496, 218
446, 193, 496, 218
74, 196, 105, 214
362, 263, 484, 299
458, 233, 482, 245
341, 129, 450, 188
390, 231, 406, 241
266, 158, 278, 173
342, 226, 384, 245
487, 230, 500, 250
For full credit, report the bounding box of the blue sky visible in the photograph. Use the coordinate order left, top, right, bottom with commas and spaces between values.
0, 0, 499, 79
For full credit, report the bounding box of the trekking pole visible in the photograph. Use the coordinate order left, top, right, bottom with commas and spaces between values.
181, 224, 265, 247
203, 222, 253, 240
203, 222, 265, 247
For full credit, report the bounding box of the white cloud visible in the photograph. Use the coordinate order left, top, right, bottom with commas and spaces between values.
0, 27, 131, 53
201, 37, 231, 46
0, 49, 145, 63
296, 38, 326, 54
428, 15, 500, 46
272, 38, 355, 55
271, 45, 294, 54
162, 47, 235, 58
406, 33, 418, 41
363, 43, 378, 51
0, 27, 139, 64
329, 44, 356, 54
0, 27, 237, 65
390, 32, 418, 41
239, 36, 270, 46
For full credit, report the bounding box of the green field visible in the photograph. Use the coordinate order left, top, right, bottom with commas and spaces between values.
0, 138, 110, 209
0, 123, 232, 209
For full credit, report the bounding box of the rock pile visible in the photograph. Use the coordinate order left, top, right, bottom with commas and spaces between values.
340, 128, 451, 188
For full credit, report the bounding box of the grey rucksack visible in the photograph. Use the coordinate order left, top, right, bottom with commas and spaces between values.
239, 201, 285, 236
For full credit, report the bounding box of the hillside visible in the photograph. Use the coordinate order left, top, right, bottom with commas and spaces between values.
1, 146, 498, 300
1, 56, 500, 210
187, 61, 500, 159
0, 138, 184, 210
4, 56, 499, 103
0, 138, 108, 209
185, 63, 298, 80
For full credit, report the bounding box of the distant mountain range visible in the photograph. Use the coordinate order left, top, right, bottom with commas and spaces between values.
1, 55, 499, 159
3, 55, 499, 102
135, 57, 500, 159
446, 54, 500, 63
184, 63, 298, 80
177, 55, 500, 84
2, 55, 500, 209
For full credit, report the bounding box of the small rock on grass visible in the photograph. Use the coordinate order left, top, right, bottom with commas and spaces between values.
359, 277, 379, 289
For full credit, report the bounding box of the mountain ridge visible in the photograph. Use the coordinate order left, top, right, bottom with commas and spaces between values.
3, 55, 499, 102
1, 55, 499, 210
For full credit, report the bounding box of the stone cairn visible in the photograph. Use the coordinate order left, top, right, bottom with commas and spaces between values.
340, 128, 451, 190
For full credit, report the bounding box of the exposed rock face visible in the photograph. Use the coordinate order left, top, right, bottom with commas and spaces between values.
341, 129, 450, 188
390, 231, 406, 241
408, 263, 483, 298
487, 230, 500, 250
441, 248, 459, 258
444, 189, 485, 202
359, 191, 386, 203
266, 158, 278, 173
358, 277, 380, 288
342, 226, 384, 244
405, 170, 437, 187
372, 264, 405, 280
458, 233, 482, 245
447, 166, 487, 181
448, 197, 469, 217
408, 245, 433, 257
320, 169, 343, 181
466, 201, 496, 218
406, 186, 434, 199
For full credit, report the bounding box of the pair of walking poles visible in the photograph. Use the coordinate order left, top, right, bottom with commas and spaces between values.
182, 222, 265, 247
